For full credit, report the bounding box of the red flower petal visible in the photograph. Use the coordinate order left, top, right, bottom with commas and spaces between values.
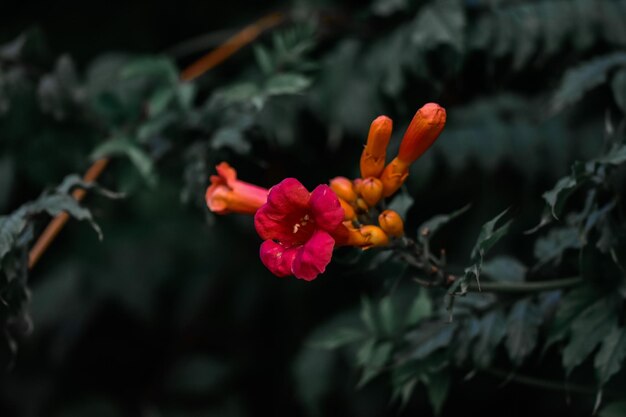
309, 185, 344, 232
259, 240, 297, 277
255, 178, 310, 242
291, 230, 335, 281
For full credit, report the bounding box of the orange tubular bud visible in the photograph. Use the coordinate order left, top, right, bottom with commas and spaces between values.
330, 176, 357, 203
356, 225, 390, 249
338, 197, 356, 221
360, 177, 384, 207
360, 116, 393, 178
378, 209, 404, 237
397, 103, 446, 165
380, 157, 410, 197
355, 198, 369, 213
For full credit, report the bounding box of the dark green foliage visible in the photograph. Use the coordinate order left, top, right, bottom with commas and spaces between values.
2, 0, 626, 416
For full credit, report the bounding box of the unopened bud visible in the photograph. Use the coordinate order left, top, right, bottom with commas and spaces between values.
397, 103, 446, 165
357, 225, 390, 249
378, 209, 404, 237
338, 197, 356, 221
360, 116, 393, 178
330, 176, 357, 203
360, 177, 384, 207
379, 157, 409, 197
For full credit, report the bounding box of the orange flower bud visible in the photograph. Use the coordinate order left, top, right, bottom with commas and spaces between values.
356, 225, 390, 249
330, 176, 357, 203
378, 209, 404, 237
353, 178, 364, 195
360, 177, 383, 207
397, 103, 446, 165
355, 197, 369, 213
338, 197, 356, 221
379, 157, 410, 197
360, 116, 393, 178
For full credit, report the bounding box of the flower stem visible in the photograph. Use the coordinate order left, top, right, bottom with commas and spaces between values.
467, 277, 582, 293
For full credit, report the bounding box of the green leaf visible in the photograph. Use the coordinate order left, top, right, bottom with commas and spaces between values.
506, 299, 542, 366
0, 215, 27, 262
264, 73, 312, 96
594, 326, 626, 386
612, 68, 626, 113
534, 227, 581, 266
563, 295, 618, 374
546, 285, 600, 349
121, 56, 178, 84
360, 296, 378, 334
405, 321, 456, 360
253, 45, 274, 75
470, 208, 512, 262
387, 191, 414, 219
379, 296, 396, 336
211, 127, 251, 155
310, 328, 365, 350
473, 310, 507, 368
542, 175, 580, 220
91, 138, 156, 186
550, 52, 626, 114
481, 256, 527, 282
424, 371, 450, 416
405, 288, 432, 328
357, 341, 393, 388
596, 144, 626, 166
411, 0, 465, 52
417, 204, 470, 244
600, 401, 626, 417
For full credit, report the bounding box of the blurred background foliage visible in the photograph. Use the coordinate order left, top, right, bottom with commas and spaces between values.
1, 0, 626, 416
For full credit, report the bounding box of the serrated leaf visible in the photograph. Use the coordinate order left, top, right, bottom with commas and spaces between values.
211, 127, 251, 155
594, 326, 626, 386
562, 295, 618, 374
545, 285, 600, 349
424, 371, 450, 416
506, 299, 542, 365
253, 45, 274, 75
405, 321, 456, 360
470, 208, 511, 261
411, 0, 465, 52
91, 138, 156, 186
473, 310, 507, 368
550, 52, 626, 114
121, 56, 178, 84
417, 204, 470, 244
534, 227, 581, 266
542, 175, 579, 220
357, 341, 393, 388
482, 256, 527, 282
405, 288, 432, 328
0, 215, 27, 262
264, 73, 311, 96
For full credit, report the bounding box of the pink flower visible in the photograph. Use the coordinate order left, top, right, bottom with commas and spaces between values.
254, 178, 344, 281
206, 162, 269, 215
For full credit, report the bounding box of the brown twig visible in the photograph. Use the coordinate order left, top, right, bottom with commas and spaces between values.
27, 12, 285, 270
180, 12, 285, 82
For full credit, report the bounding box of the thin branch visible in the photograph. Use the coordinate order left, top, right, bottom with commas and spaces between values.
467, 277, 582, 293
28, 12, 285, 269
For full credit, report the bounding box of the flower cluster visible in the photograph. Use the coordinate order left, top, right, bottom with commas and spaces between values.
205, 103, 446, 281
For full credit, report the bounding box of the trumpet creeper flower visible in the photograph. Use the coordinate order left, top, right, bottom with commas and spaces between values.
206, 162, 268, 214
254, 178, 344, 281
